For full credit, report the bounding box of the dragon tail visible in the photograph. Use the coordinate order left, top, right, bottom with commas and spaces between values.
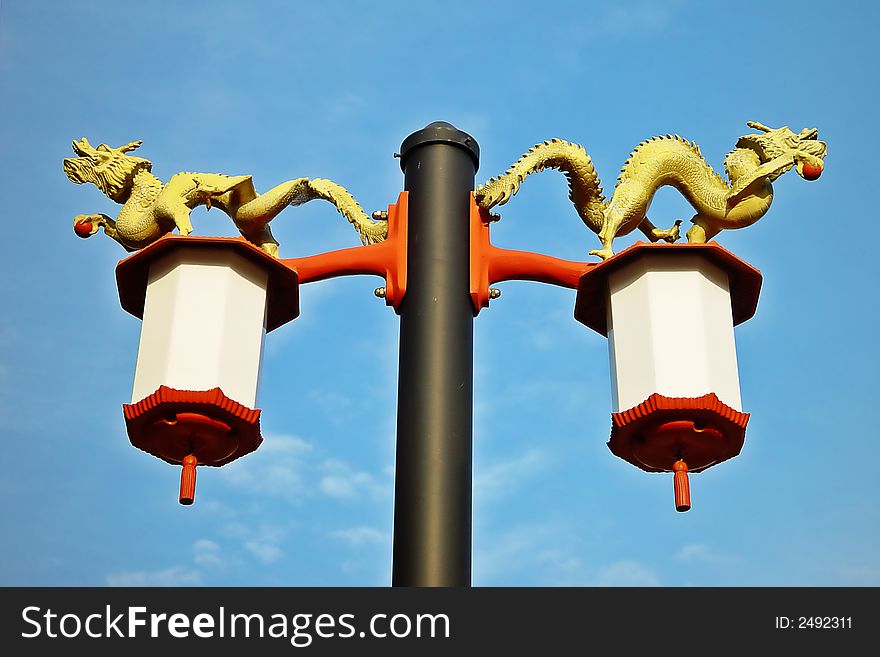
475, 139, 606, 231
235, 177, 388, 246
304, 178, 388, 245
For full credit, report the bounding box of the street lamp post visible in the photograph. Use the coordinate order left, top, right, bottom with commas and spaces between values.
393, 122, 480, 587
66, 119, 826, 587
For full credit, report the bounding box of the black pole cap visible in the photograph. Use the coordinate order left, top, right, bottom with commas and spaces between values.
399, 121, 480, 172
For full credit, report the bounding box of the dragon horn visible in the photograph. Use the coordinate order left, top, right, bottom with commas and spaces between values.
746, 121, 774, 132
118, 140, 143, 153
797, 127, 819, 140
71, 137, 100, 157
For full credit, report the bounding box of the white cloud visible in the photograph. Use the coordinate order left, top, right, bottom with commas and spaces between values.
320, 475, 365, 498
243, 525, 285, 564
319, 459, 388, 501
836, 565, 880, 585
201, 499, 235, 517
306, 389, 362, 426
475, 449, 546, 502
245, 540, 282, 564
475, 522, 661, 586
220, 522, 251, 539
324, 92, 366, 122
331, 526, 388, 546
308, 389, 353, 412
218, 433, 313, 499
260, 434, 314, 456
594, 560, 661, 587
106, 567, 202, 587
676, 543, 740, 566
474, 524, 559, 582
193, 539, 224, 568
535, 548, 586, 577
218, 522, 286, 565
601, 3, 677, 34
217, 434, 390, 506
0, 323, 18, 346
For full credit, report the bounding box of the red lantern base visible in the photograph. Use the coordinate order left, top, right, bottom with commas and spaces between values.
609, 392, 749, 472
609, 393, 749, 512
123, 386, 263, 504
124, 386, 262, 466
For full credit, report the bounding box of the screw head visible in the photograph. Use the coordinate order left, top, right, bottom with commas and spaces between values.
374, 287, 387, 298
489, 288, 501, 299
372, 210, 388, 221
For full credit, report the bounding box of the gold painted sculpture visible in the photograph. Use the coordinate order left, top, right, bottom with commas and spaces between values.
63, 138, 387, 255
476, 121, 826, 259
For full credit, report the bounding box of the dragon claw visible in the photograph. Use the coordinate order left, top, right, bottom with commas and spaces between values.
589, 248, 614, 261
666, 219, 683, 242
649, 219, 682, 244
193, 182, 226, 211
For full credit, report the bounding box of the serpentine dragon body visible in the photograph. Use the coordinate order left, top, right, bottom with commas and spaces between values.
64, 138, 387, 256
476, 121, 826, 259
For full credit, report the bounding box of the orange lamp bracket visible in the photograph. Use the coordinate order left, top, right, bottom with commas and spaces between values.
468, 193, 597, 314
282, 192, 409, 312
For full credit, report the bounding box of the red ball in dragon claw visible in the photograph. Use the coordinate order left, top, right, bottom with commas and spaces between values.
801, 161, 823, 181
74, 219, 94, 238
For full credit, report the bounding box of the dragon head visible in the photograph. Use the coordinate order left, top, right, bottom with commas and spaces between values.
63, 138, 153, 203
737, 121, 827, 180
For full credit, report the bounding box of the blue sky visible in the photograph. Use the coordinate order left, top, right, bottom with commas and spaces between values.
1, 0, 877, 586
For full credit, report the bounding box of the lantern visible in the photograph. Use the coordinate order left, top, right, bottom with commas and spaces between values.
115, 236, 299, 504
575, 242, 762, 511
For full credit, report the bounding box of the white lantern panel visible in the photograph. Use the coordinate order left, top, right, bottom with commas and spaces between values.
131, 248, 269, 407
606, 253, 742, 412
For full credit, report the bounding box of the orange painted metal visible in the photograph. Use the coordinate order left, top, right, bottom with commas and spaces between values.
179, 454, 198, 505
610, 392, 749, 474
610, 393, 749, 512
574, 241, 763, 336
124, 386, 262, 467
673, 460, 691, 512
468, 194, 597, 314
124, 386, 263, 505
283, 192, 409, 311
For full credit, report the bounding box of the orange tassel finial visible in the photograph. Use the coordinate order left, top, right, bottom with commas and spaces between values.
673, 460, 691, 512
179, 454, 198, 505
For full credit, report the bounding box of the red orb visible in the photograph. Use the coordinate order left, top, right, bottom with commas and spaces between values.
74, 220, 94, 238
802, 162, 823, 180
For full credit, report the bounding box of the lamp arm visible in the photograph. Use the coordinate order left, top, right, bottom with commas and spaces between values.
280, 192, 409, 311
469, 194, 597, 313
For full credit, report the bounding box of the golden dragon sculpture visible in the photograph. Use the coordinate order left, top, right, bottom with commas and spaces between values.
63, 138, 387, 256
476, 121, 826, 259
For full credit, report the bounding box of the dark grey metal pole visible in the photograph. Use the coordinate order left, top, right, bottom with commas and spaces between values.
392, 122, 479, 587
